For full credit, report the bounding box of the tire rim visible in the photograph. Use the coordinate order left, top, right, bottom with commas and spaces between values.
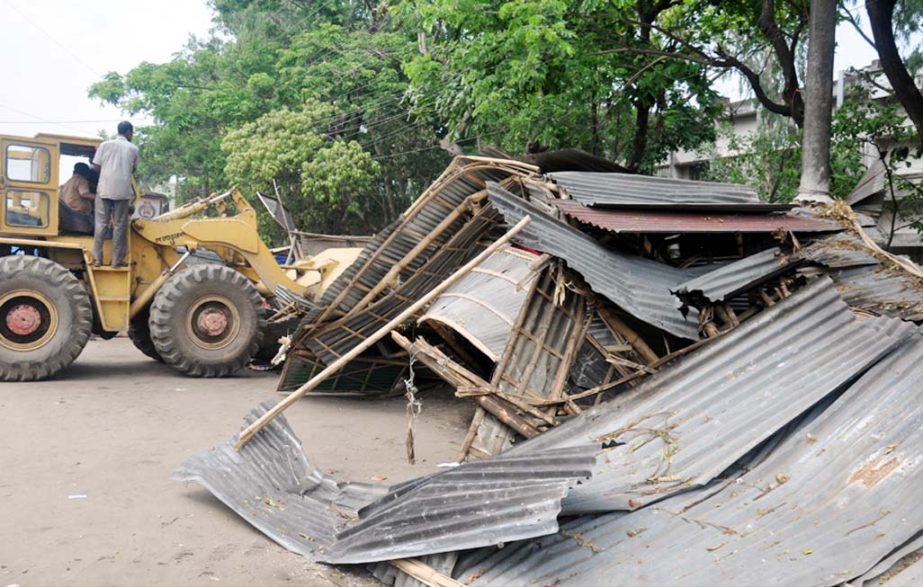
185, 295, 241, 350
0, 290, 59, 351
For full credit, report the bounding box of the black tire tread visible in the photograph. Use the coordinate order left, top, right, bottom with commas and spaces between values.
0, 256, 93, 381
149, 265, 264, 377
128, 307, 163, 362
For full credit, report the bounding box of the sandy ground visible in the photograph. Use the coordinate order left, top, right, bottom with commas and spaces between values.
0, 338, 474, 587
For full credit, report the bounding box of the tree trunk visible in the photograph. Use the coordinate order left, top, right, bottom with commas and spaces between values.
867, 0, 923, 145
796, 0, 837, 203
626, 100, 650, 172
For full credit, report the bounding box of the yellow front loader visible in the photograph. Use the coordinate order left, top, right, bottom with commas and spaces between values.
0, 133, 351, 381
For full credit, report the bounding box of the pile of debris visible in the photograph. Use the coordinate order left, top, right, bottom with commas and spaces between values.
179, 153, 923, 586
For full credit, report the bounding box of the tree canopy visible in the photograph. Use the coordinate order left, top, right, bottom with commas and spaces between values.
89, 0, 923, 238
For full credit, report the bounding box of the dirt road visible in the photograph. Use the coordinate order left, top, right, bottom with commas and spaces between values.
0, 338, 472, 587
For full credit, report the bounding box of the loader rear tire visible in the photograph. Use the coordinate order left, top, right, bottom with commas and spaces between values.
128, 307, 163, 363
149, 265, 264, 377
0, 256, 93, 381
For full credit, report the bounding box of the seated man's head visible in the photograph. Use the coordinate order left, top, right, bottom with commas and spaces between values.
73, 162, 91, 178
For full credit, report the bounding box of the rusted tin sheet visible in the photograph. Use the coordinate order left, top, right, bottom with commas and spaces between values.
553, 199, 840, 233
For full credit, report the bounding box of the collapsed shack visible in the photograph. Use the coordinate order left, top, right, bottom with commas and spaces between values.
180, 153, 923, 586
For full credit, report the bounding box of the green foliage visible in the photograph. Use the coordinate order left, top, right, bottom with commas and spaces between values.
833, 83, 923, 246
222, 105, 381, 235
703, 109, 867, 204
703, 115, 804, 203
397, 0, 721, 171
89, 2, 447, 238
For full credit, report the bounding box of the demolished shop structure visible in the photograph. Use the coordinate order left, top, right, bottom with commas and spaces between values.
180, 153, 923, 586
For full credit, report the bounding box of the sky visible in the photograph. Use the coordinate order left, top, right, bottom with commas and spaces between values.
0, 0, 214, 139
0, 0, 889, 140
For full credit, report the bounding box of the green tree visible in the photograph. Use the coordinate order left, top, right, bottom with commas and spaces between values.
222, 105, 381, 235
397, 0, 721, 171
90, 1, 448, 238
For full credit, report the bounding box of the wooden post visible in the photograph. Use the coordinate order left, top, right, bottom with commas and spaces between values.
235, 216, 532, 449
389, 558, 466, 587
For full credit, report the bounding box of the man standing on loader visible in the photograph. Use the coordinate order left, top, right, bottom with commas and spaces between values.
92, 121, 139, 267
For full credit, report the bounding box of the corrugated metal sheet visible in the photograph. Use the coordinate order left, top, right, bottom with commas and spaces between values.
174, 401, 389, 559
301, 157, 537, 326
487, 183, 701, 340
504, 277, 916, 513
856, 533, 923, 586
458, 332, 923, 586
177, 408, 597, 566
549, 171, 791, 211
304, 205, 502, 367
829, 266, 923, 320
801, 232, 879, 268
802, 233, 923, 321
868, 557, 923, 587
466, 267, 588, 458
419, 247, 538, 362
674, 247, 799, 303
319, 445, 597, 564
553, 199, 841, 233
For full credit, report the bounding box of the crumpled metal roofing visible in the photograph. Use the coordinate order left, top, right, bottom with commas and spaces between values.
305, 205, 501, 366
505, 277, 915, 513
320, 445, 597, 564
801, 232, 880, 268
418, 247, 537, 362
802, 233, 923, 321
487, 183, 701, 340
869, 557, 923, 587
673, 247, 799, 303
174, 401, 388, 559
549, 171, 791, 211
177, 403, 597, 566
552, 198, 840, 233
302, 157, 537, 325
456, 333, 923, 587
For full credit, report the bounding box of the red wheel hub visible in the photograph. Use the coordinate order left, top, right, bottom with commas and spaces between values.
197, 308, 229, 337
6, 303, 42, 336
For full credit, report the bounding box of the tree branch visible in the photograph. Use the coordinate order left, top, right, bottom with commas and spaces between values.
621, 19, 794, 118
866, 0, 923, 145
840, 2, 878, 49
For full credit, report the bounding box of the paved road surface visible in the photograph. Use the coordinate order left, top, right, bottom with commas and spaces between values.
0, 338, 471, 586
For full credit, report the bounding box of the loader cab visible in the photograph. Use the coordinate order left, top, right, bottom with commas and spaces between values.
0, 133, 100, 237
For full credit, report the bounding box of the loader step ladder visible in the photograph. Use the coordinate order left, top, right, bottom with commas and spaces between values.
85, 265, 132, 333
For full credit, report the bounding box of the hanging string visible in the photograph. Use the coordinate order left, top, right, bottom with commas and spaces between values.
403, 353, 422, 464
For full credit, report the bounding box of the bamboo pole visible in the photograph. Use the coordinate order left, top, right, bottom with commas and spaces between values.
389, 558, 466, 587
346, 192, 487, 316
235, 216, 532, 449
597, 306, 660, 365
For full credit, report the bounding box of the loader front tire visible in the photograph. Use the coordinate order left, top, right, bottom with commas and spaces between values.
0, 256, 93, 381
128, 306, 163, 363
149, 265, 264, 377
